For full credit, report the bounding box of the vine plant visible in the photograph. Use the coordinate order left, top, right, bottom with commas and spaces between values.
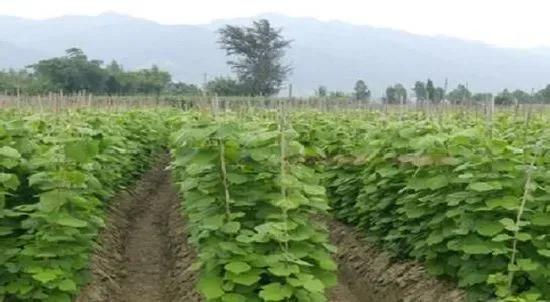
170, 112, 337, 301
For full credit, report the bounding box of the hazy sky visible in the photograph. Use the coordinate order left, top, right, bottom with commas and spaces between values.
2, 0, 549, 48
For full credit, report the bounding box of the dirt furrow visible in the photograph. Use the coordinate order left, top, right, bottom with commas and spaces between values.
76, 160, 200, 302
116, 170, 173, 301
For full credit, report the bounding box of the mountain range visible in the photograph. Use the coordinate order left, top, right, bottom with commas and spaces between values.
1, 12, 550, 96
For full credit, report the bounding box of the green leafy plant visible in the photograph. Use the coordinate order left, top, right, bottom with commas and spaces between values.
291, 110, 550, 301
0, 108, 173, 301
170, 112, 337, 301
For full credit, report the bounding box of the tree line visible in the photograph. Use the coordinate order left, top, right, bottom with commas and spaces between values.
2, 19, 550, 104
0, 48, 201, 96
314, 79, 550, 105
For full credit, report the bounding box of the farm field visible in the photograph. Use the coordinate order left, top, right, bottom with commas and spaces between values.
1, 104, 549, 302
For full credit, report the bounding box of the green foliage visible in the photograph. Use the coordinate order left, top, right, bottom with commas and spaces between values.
534, 85, 550, 103
494, 89, 516, 106
447, 84, 472, 104
292, 111, 550, 301
0, 108, 172, 301
30, 48, 107, 93
170, 113, 336, 301
414, 81, 427, 101
511, 90, 532, 104
316, 86, 328, 98
353, 80, 370, 101
384, 83, 407, 104
426, 79, 436, 101
472, 93, 493, 103
206, 77, 249, 96
1, 48, 196, 96
217, 19, 292, 96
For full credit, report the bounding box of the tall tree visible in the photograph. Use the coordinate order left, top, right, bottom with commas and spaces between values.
535, 85, 550, 103
354, 80, 370, 101
384, 83, 407, 104
472, 93, 493, 102
30, 48, 107, 93
426, 79, 435, 102
447, 84, 472, 104
217, 19, 292, 96
206, 76, 248, 96
394, 83, 407, 102
433, 87, 445, 102
511, 89, 531, 103
494, 89, 515, 105
413, 81, 427, 101
316, 85, 328, 97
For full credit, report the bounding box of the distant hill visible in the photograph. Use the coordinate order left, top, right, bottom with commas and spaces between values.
0, 40, 48, 68
1, 12, 550, 96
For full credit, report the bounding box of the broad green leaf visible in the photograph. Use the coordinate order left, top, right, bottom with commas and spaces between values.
38, 190, 71, 213
459, 271, 488, 286
517, 259, 539, 271
0, 226, 13, 236
530, 213, 550, 226
499, 218, 519, 232
457, 236, 493, 255
198, 274, 225, 300
221, 222, 241, 234
227, 173, 248, 185
485, 196, 518, 210
311, 251, 337, 270
235, 234, 254, 244
468, 182, 502, 192
273, 198, 301, 210
185, 163, 214, 176
492, 234, 513, 242
476, 221, 504, 237
32, 271, 58, 283
303, 278, 325, 293
268, 263, 300, 277
222, 293, 247, 302
302, 184, 326, 196
58, 279, 77, 292
225, 261, 251, 275
376, 167, 399, 177
65, 140, 99, 163
259, 283, 293, 301
0, 173, 20, 190
0, 146, 21, 159
230, 270, 261, 286
203, 215, 225, 230
516, 232, 532, 241
537, 249, 550, 257
461, 243, 492, 255
55, 216, 88, 228
247, 131, 280, 147
45, 292, 71, 302
426, 175, 449, 190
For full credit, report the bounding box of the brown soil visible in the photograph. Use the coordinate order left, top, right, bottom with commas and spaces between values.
328, 219, 465, 302
76, 158, 200, 302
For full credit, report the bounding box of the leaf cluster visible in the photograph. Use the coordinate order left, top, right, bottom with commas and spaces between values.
0, 108, 172, 301
170, 114, 337, 301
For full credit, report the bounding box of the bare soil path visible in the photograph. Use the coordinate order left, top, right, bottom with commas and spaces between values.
116, 169, 174, 302
76, 161, 200, 302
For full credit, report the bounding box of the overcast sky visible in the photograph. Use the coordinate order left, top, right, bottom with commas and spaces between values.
2, 0, 549, 48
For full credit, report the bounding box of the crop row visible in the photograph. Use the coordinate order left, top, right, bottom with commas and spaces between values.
292, 111, 550, 302
0, 109, 172, 301
169, 113, 337, 301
